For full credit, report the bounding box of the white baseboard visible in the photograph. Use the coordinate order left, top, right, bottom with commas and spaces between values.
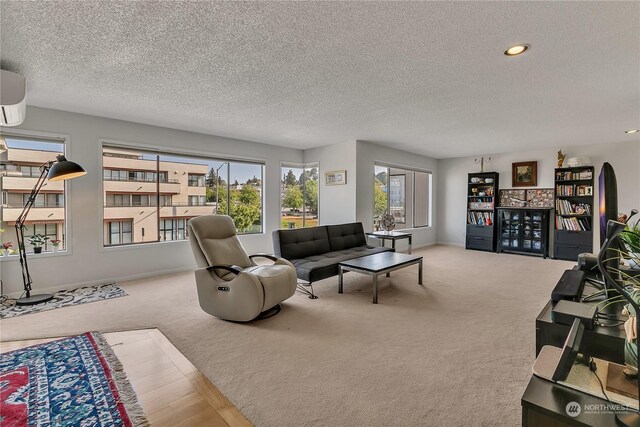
435, 241, 465, 247
411, 241, 437, 250
4, 265, 196, 299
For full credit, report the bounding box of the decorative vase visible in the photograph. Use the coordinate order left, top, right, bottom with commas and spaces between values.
33, 247, 42, 254
53, 246, 59, 253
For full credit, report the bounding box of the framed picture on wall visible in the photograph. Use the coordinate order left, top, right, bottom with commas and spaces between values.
325, 170, 347, 185
512, 161, 538, 187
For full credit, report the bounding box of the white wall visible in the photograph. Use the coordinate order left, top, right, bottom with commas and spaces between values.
0, 107, 303, 295
303, 141, 357, 225
355, 141, 438, 248
7, 107, 632, 297
436, 141, 640, 248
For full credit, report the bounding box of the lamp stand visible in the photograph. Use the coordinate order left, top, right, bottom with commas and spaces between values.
15, 293, 54, 306
14, 161, 54, 306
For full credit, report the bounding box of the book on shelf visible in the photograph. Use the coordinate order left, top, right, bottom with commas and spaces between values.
555, 216, 591, 231
468, 211, 493, 226
556, 184, 593, 196
469, 202, 494, 209
556, 170, 593, 181
555, 199, 592, 216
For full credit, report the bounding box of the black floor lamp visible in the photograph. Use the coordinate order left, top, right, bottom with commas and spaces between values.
15, 154, 86, 306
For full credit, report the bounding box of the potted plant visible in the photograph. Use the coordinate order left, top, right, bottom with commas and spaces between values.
28, 234, 49, 254
0, 242, 12, 257
51, 239, 61, 252
621, 219, 640, 269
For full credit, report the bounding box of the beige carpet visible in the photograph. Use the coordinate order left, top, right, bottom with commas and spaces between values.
0, 245, 574, 426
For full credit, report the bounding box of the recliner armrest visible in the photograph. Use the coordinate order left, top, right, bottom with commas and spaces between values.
249, 253, 279, 262
206, 264, 243, 276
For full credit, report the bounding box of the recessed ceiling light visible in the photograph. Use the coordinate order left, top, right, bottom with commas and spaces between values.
504, 44, 529, 56
625, 129, 639, 134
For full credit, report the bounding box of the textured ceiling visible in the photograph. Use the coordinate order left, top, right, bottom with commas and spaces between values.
1, 1, 638, 159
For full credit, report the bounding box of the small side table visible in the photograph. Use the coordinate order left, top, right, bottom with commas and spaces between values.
365, 231, 412, 254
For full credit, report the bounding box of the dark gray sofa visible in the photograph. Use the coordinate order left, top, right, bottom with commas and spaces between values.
272, 222, 393, 296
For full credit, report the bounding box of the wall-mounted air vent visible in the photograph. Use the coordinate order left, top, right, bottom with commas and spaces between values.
0, 70, 26, 127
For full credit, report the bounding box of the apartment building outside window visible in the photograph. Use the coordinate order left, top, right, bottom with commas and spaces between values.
188, 195, 206, 206
280, 163, 319, 229
160, 218, 186, 241
105, 194, 173, 207
108, 220, 133, 245
21, 193, 64, 208
188, 173, 205, 187
102, 144, 264, 246
374, 164, 432, 230
103, 169, 169, 183
0, 135, 68, 254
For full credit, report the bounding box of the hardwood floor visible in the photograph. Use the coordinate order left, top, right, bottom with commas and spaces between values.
0, 328, 252, 427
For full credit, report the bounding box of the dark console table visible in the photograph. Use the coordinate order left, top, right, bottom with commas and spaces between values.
536, 281, 627, 365
522, 375, 635, 426
525, 264, 640, 426
497, 207, 552, 258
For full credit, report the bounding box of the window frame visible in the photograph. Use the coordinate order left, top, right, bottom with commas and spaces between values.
187, 173, 205, 187
99, 139, 266, 250
279, 162, 320, 229
373, 162, 433, 230
108, 220, 133, 245
0, 128, 74, 260
389, 174, 407, 225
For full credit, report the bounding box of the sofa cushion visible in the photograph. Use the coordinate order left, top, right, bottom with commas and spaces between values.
327, 222, 367, 251
290, 245, 392, 283
273, 226, 331, 260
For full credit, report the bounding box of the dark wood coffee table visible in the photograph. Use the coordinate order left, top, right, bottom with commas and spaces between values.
338, 252, 423, 304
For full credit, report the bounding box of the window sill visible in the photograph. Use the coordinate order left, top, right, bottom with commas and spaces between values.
99, 231, 265, 252
0, 250, 72, 262
389, 225, 433, 232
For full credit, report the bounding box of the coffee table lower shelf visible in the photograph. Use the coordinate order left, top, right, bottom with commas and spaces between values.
338, 252, 423, 304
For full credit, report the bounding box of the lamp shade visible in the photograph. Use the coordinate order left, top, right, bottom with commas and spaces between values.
47, 155, 86, 181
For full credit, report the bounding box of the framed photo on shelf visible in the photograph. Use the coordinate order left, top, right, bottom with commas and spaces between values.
512, 161, 538, 187
325, 170, 347, 186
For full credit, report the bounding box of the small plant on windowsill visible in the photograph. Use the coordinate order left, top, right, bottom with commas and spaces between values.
51, 239, 61, 252
28, 234, 49, 254
0, 242, 13, 257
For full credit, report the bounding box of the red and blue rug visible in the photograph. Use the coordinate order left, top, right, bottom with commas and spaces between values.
0, 332, 148, 426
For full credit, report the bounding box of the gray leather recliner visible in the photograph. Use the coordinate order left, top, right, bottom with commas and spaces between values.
187, 215, 297, 321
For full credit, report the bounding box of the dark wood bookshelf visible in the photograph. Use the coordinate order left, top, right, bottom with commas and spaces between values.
554, 166, 595, 261
466, 171, 499, 252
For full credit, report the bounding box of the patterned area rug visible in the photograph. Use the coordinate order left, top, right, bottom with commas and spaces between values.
0, 284, 127, 319
0, 332, 149, 426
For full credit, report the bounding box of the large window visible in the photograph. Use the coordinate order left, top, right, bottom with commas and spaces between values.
102, 145, 264, 246
374, 164, 431, 230
280, 163, 319, 229
0, 135, 67, 254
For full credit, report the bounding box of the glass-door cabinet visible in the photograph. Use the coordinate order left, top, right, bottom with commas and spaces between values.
497, 208, 551, 258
